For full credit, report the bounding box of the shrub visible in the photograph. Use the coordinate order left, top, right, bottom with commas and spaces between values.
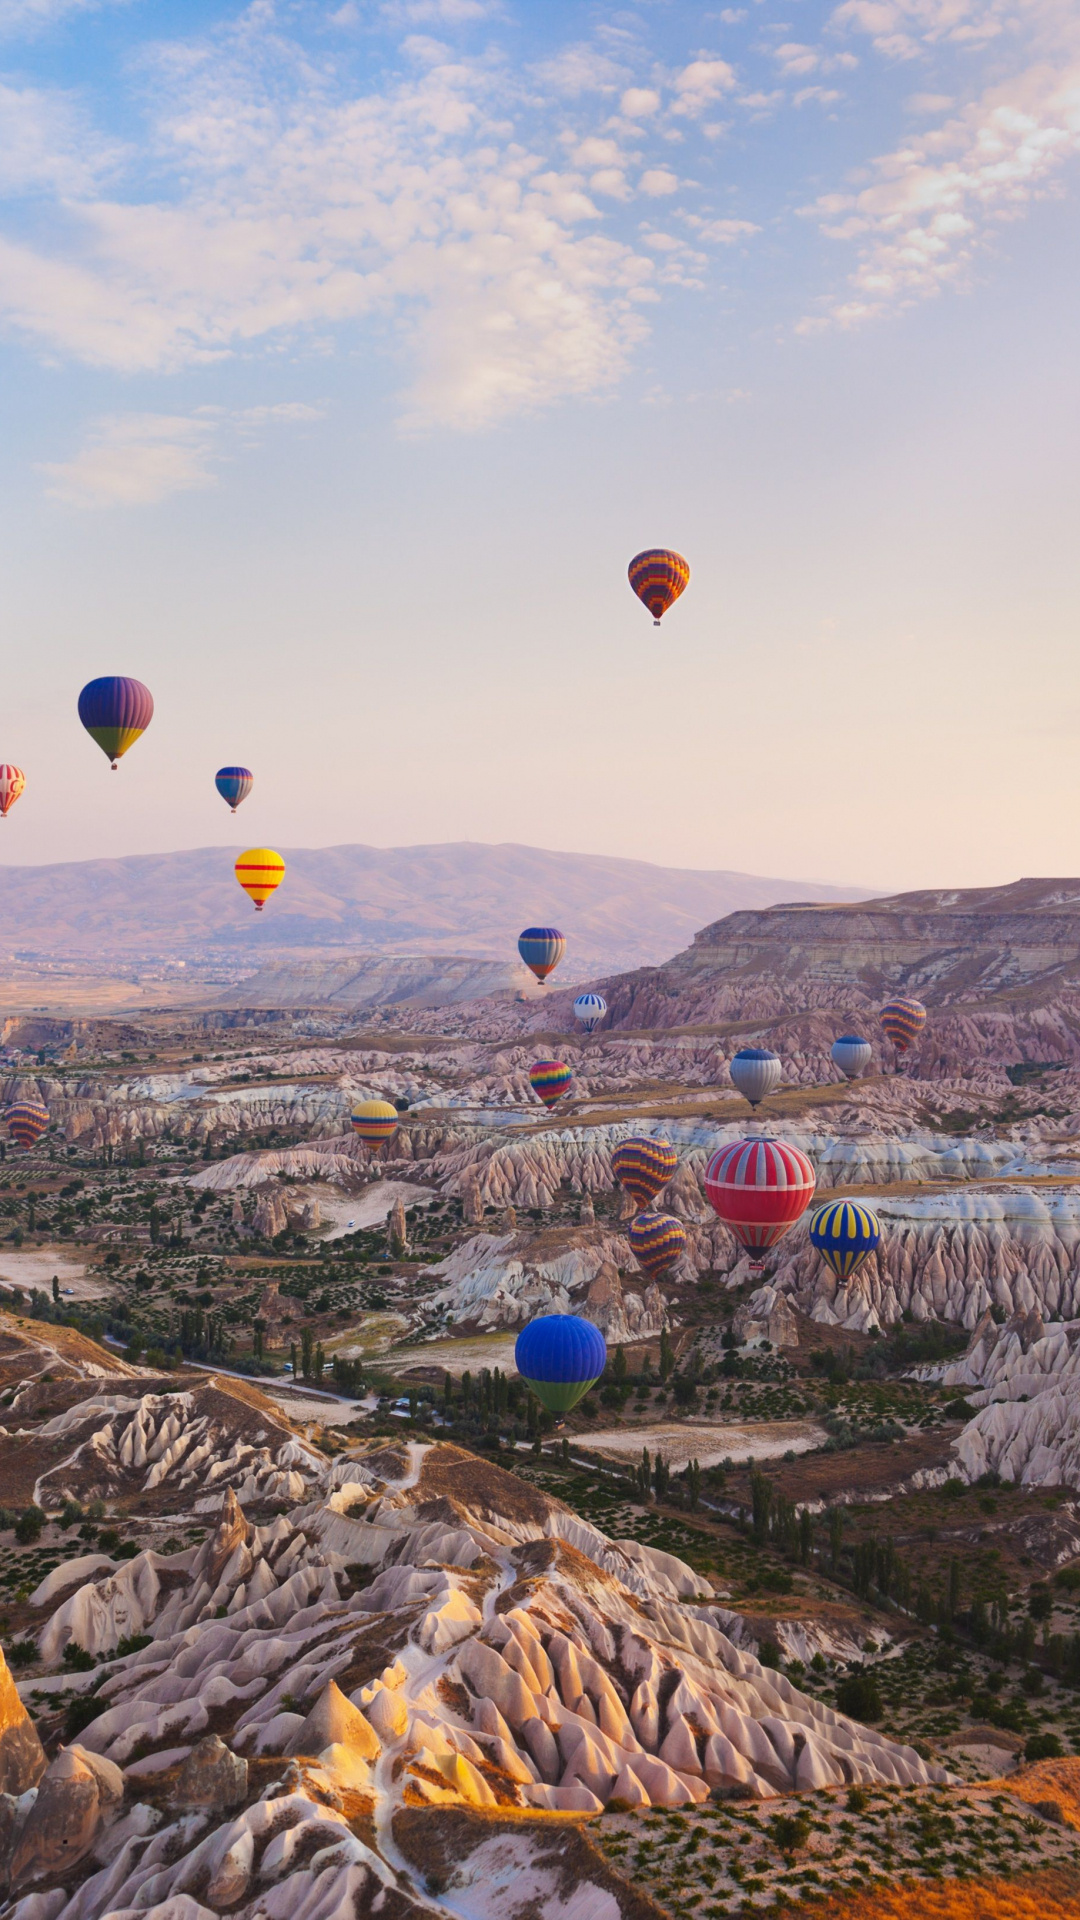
1029, 1587, 1053, 1622
62, 1642, 95, 1671
14, 1506, 44, 1545
1020, 1667, 1045, 1696
835, 1672, 884, 1723
944, 1398, 976, 1419
846, 1786, 869, 1814
114, 1632, 152, 1658
1026, 1731, 1064, 1762
758, 1640, 782, 1669
64, 1693, 105, 1740
7, 1640, 37, 1667
1055, 1566, 1080, 1591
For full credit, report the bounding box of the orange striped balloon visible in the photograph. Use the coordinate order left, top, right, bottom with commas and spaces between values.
0, 765, 25, 819
235, 848, 285, 912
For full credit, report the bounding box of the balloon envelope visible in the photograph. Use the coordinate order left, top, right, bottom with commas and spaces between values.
573, 992, 607, 1033
611, 1135, 678, 1209
628, 549, 690, 626
831, 1036, 872, 1081
729, 1048, 782, 1108
350, 1099, 399, 1148
518, 927, 565, 983
529, 1060, 573, 1110
880, 997, 926, 1052
235, 848, 285, 912
216, 767, 254, 813
78, 677, 154, 768
6, 1100, 49, 1150
0, 766, 25, 819
515, 1314, 607, 1414
810, 1200, 881, 1283
704, 1137, 816, 1253
628, 1211, 688, 1281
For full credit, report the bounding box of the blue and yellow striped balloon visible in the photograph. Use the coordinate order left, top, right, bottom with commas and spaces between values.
809, 1200, 881, 1284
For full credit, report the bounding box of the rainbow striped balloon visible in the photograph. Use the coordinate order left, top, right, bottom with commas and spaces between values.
6, 1100, 49, 1151
234, 848, 285, 912
518, 927, 565, 983
628, 1211, 688, 1281
0, 765, 25, 819
704, 1137, 816, 1253
350, 1099, 399, 1148
880, 997, 926, 1052
628, 548, 690, 626
529, 1060, 573, 1110
611, 1135, 678, 1209
809, 1200, 881, 1283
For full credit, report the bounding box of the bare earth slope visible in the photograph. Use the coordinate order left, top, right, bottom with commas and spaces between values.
0, 841, 872, 971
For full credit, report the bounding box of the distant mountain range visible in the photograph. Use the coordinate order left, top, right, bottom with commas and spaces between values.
0, 841, 876, 975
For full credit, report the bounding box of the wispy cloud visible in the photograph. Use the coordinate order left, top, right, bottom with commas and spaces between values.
40, 402, 323, 508
0, 0, 133, 37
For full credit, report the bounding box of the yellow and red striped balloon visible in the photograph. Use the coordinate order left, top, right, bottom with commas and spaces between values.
234, 848, 285, 912
529, 1060, 573, 1110
0, 766, 25, 819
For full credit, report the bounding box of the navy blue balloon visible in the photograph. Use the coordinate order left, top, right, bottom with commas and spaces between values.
515, 1314, 607, 1413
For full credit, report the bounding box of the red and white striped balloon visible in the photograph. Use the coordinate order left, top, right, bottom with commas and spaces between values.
0, 765, 25, 819
704, 1137, 816, 1253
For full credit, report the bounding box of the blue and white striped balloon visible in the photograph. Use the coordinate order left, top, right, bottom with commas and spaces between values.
573, 992, 607, 1033
729, 1047, 782, 1108
831, 1035, 872, 1081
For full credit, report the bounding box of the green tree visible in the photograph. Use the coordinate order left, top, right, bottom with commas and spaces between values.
750, 1469, 772, 1546
659, 1327, 675, 1382
51, 1275, 60, 1305
149, 1204, 161, 1245
684, 1457, 701, 1510
828, 1506, 844, 1573
252, 1320, 264, 1366
947, 1557, 961, 1621
314, 1342, 325, 1383
300, 1326, 314, 1379
613, 1345, 627, 1383
799, 1507, 814, 1565
290, 1341, 297, 1376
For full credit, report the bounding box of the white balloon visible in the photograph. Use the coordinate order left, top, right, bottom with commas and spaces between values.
573, 993, 607, 1033
729, 1049, 782, 1107
831, 1036, 873, 1081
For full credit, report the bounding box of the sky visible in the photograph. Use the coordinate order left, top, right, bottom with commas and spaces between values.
0, 0, 1078, 893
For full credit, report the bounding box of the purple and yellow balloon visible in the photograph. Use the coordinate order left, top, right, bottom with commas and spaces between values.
77, 677, 153, 770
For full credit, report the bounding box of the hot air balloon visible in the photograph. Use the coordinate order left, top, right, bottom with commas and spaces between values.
529, 1060, 573, 1110
704, 1137, 816, 1259
234, 848, 285, 912
77, 677, 153, 769
628, 1211, 688, 1282
6, 1100, 49, 1151
0, 766, 25, 819
880, 997, 926, 1054
611, 1135, 678, 1209
831, 1036, 872, 1081
518, 927, 565, 984
809, 1200, 881, 1284
573, 992, 607, 1034
215, 767, 254, 813
729, 1048, 782, 1108
350, 1099, 399, 1149
628, 549, 690, 627
515, 1314, 607, 1415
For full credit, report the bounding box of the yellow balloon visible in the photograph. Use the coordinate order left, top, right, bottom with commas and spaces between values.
235, 847, 285, 912
350, 1099, 399, 1148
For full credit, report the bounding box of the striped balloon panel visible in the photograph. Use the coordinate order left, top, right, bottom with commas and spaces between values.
729, 1048, 782, 1107
77, 677, 154, 765
0, 765, 25, 818
573, 993, 607, 1033
704, 1138, 816, 1251
628, 1210, 688, 1280
627, 548, 690, 623
831, 1036, 872, 1080
880, 998, 926, 1050
516, 1314, 607, 1412
809, 1200, 882, 1282
6, 1101, 49, 1150
518, 928, 565, 981
350, 1100, 399, 1146
611, 1135, 678, 1208
529, 1060, 573, 1109
216, 767, 254, 811
235, 848, 285, 911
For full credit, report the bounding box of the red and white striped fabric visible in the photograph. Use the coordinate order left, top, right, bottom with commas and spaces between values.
704, 1137, 816, 1252
0, 764, 25, 819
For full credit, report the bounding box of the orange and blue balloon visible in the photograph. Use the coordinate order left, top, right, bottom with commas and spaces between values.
216, 767, 253, 813
515, 1314, 607, 1415
880, 998, 926, 1053
518, 927, 565, 983
628, 1211, 687, 1281
628, 549, 690, 626
6, 1101, 49, 1151
529, 1060, 573, 1110
611, 1136, 678, 1209
809, 1200, 881, 1284
77, 677, 153, 769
